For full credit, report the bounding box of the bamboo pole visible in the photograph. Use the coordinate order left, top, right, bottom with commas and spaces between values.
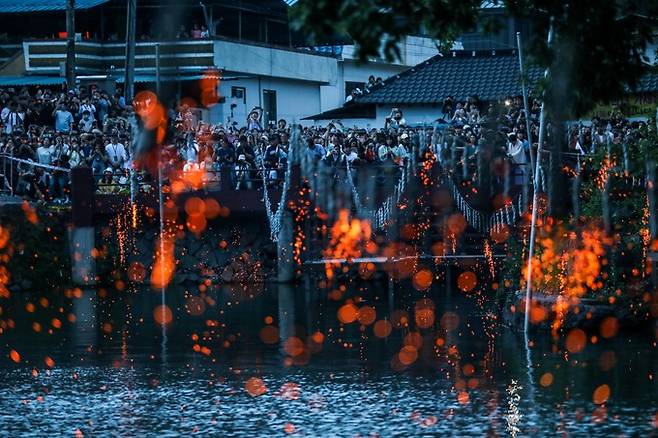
516, 32, 535, 177
524, 22, 554, 334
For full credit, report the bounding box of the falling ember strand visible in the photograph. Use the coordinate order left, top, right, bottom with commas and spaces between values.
131, 203, 138, 229
483, 239, 496, 278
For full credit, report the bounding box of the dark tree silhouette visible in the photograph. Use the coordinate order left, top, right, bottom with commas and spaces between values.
292, 0, 658, 217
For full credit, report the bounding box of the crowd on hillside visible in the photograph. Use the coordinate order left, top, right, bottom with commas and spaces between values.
0, 83, 648, 203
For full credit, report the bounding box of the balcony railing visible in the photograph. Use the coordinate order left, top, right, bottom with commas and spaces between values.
23, 39, 215, 74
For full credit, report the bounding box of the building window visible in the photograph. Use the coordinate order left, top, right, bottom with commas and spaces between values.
345, 81, 365, 98
262, 89, 277, 126
231, 86, 246, 104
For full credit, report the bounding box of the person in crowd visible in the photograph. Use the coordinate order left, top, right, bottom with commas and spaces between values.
385, 108, 406, 130
247, 107, 263, 131
305, 137, 326, 163
53, 102, 74, 133
1, 101, 25, 134
191, 24, 202, 39
323, 143, 344, 167
176, 25, 189, 39
105, 135, 127, 170
215, 136, 236, 167
78, 110, 96, 133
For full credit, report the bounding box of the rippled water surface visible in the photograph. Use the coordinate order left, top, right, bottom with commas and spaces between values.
0, 282, 656, 437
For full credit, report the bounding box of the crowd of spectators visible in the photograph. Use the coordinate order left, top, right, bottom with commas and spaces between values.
1, 82, 647, 204
0, 84, 134, 202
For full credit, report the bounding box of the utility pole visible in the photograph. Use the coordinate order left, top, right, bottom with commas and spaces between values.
124, 0, 137, 103
65, 0, 76, 90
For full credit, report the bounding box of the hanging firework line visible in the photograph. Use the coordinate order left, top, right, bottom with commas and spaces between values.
261, 130, 299, 242
446, 177, 526, 233
346, 160, 409, 230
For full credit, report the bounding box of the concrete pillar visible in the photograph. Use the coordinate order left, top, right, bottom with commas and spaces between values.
69, 227, 96, 285
70, 167, 96, 285
72, 289, 97, 349
277, 208, 295, 282
277, 165, 301, 283
278, 283, 295, 355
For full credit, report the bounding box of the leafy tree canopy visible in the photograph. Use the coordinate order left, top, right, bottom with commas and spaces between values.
292, 0, 658, 118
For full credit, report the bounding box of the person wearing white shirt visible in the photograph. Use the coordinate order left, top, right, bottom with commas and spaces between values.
36, 143, 53, 165
1, 102, 25, 134
507, 133, 528, 184
392, 133, 410, 164
507, 133, 527, 165
79, 99, 96, 120
181, 138, 198, 162
105, 136, 127, 169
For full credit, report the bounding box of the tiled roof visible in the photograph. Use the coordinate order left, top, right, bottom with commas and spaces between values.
0, 0, 108, 13
357, 50, 544, 105
636, 71, 658, 93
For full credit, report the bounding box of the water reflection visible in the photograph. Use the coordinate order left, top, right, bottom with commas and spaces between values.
0, 280, 656, 436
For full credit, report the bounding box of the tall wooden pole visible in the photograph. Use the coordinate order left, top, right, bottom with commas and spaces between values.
124, 0, 137, 103
516, 32, 535, 174
524, 21, 554, 334
65, 0, 76, 90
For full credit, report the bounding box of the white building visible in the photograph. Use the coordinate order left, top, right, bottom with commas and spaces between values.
212, 35, 440, 125
0, 0, 440, 127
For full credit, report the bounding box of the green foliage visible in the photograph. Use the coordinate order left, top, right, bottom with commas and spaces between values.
291, 0, 481, 62
292, 0, 657, 118
508, 0, 658, 118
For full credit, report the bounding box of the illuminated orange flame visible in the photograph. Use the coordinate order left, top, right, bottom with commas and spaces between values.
323, 209, 372, 280
150, 236, 175, 289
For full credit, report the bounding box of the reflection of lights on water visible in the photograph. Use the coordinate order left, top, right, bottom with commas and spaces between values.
506, 379, 523, 438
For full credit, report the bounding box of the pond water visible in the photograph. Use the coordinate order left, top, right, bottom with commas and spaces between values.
0, 281, 656, 437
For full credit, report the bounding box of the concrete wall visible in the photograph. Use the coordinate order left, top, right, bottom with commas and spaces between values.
341, 35, 440, 66
214, 39, 339, 85
215, 76, 321, 125
375, 104, 441, 126
210, 38, 440, 125
304, 104, 441, 129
